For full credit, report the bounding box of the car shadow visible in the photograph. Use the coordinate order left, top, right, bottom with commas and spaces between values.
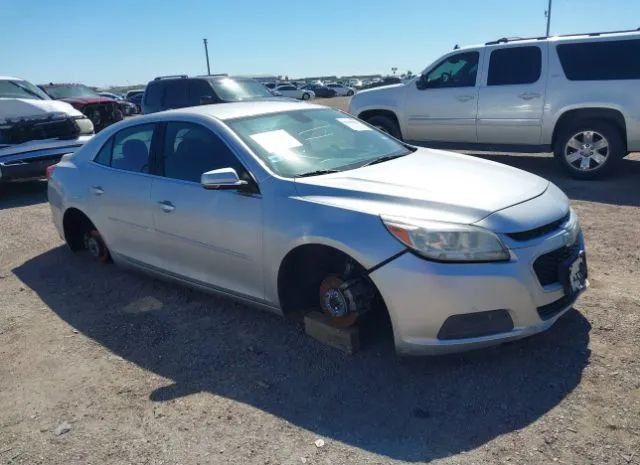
0, 180, 48, 209
13, 246, 591, 462
468, 152, 640, 207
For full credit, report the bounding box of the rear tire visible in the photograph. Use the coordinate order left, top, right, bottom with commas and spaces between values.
302, 93, 310, 101
554, 120, 624, 179
347, 90, 354, 96
366, 115, 402, 140
84, 230, 110, 263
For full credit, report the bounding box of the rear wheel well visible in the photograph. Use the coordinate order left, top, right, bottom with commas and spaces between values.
277, 244, 385, 318
62, 208, 95, 251
552, 108, 627, 150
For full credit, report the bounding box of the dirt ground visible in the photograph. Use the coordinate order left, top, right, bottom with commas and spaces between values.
1, 97, 639, 464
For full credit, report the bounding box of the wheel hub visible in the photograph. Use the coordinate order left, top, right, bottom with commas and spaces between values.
85, 235, 101, 258
318, 275, 359, 327
564, 130, 609, 171
323, 288, 348, 317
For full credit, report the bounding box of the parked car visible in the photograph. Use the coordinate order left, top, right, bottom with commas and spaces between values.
99, 92, 138, 116
350, 29, 640, 179
301, 84, 337, 98
126, 91, 144, 113
275, 84, 315, 100
39, 83, 123, 132
142, 75, 277, 114
0, 76, 93, 183
48, 100, 587, 355
348, 79, 364, 88
326, 83, 356, 96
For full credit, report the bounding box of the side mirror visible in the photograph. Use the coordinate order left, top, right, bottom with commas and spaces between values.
199, 95, 216, 105
201, 168, 248, 190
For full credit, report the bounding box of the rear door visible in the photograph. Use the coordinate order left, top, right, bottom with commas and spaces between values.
477, 44, 547, 145
403, 50, 482, 143
86, 123, 159, 264
149, 121, 264, 299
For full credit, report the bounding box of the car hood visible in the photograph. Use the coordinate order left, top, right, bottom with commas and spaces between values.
0, 98, 83, 122
293, 148, 550, 225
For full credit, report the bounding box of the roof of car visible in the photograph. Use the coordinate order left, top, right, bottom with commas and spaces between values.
0, 76, 22, 81
165, 100, 326, 121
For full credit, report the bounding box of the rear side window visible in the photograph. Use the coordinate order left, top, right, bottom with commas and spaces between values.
163, 80, 189, 108
109, 124, 155, 173
94, 138, 113, 166
487, 46, 542, 86
557, 39, 640, 81
144, 83, 163, 106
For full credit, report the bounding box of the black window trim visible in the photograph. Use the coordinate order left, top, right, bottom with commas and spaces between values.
486, 45, 543, 87
155, 120, 260, 194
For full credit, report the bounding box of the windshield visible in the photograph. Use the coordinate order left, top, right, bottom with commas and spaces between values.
210, 78, 272, 101
227, 109, 412, 177
0, 80, 50, 100
44, 85, 100, 99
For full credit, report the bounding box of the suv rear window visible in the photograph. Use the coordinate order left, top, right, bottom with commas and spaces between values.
163, 80, 189, 108
144, 82, 163, 106
487, 46, 542, 86
557, 39, 640, 81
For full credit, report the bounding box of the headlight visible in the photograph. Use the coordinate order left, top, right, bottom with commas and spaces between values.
74, 116, 94, 135
566, 209, 581, 245
382, 216, 510, 263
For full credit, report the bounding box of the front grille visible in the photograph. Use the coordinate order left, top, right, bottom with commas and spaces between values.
0, 116, 79, 144
537, 293, 578, 320
533, 241, 581, 286
507, 212, 570, 241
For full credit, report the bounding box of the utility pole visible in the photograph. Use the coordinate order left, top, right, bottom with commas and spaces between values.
203, 38, 211, 75
545, 0, 553, 36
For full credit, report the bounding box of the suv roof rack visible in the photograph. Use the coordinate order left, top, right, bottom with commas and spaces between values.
485, 27, 640, 45
195, 73, 229, 78
153, 74, 188, 81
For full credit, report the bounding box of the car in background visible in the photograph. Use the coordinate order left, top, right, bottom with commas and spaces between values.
348, 79, 364, 88
125, 91, 144, 113
40, 83, 123, 132
350, 29, 640, 179
275, 84, 315, 100
48, 101, 587, 355
300, 84, 337, 98
0, 76, 93, 183
99, 92, 138, 116
142, 74, 278, 114
326, 83, 356, 96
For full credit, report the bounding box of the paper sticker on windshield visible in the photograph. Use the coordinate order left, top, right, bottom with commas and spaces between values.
336, 117, 372, 131
250, 130, 302, 154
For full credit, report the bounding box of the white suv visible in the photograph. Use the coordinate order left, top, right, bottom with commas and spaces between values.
349, 30, 640, 179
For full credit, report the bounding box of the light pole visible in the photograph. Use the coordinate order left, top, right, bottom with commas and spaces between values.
545, 0, 553, 36
391, 67, 398, 76
203, 38, 211, 75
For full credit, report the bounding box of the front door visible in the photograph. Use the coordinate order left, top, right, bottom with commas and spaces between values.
403, 50, 482, 143
477, 44, 547, 145
150, 121, 264, 300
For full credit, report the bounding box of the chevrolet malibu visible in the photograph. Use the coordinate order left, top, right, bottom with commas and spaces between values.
48, 101, 588, 355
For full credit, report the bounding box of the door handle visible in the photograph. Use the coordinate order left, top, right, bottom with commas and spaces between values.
91, 186, 104, 196
518, 92, 541, 100
158, 200, 175, 213
456, 94, 475, 102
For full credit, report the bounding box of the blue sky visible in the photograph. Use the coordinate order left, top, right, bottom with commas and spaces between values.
2, 0, 637, 87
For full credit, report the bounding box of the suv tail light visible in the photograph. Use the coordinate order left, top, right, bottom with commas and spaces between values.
45, 163, 58, 180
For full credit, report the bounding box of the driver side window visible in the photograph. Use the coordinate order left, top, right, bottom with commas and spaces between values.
420, 51, 480, 89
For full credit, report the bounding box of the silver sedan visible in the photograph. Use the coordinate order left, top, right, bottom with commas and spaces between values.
48, 101, 588, 355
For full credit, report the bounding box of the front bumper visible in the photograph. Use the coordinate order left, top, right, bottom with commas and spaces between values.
369, 227, 587, 356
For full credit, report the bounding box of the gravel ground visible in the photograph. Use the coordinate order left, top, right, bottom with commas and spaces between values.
1, 97, 639, 464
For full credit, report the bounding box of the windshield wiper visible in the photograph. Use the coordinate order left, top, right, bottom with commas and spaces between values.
360, 153, 409, 167
295, 169, 340, 178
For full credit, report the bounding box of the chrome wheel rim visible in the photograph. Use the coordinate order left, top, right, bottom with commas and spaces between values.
564, 130, 609, 171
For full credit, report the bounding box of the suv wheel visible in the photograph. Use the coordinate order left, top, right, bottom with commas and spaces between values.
366, 115, 402, 140
554, 120, 624, 179
302, 93, 310, 100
